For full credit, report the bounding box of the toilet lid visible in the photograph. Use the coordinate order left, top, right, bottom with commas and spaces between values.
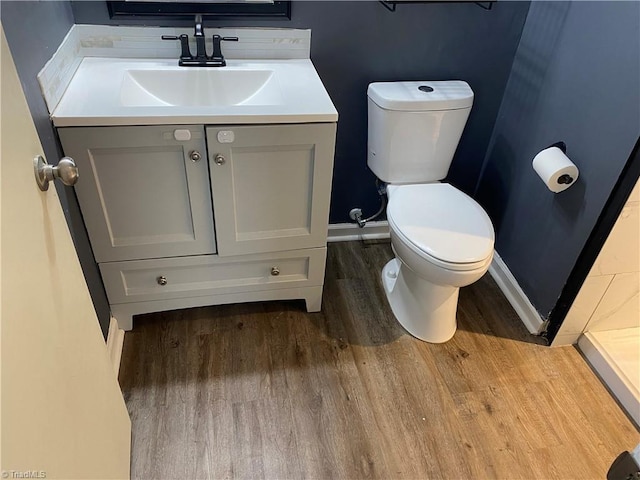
387, 184, 495, 265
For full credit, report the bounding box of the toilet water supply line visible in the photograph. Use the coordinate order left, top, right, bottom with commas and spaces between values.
349, 180, 388, 228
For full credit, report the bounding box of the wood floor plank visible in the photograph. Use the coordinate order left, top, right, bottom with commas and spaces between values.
120, 241, 639, 480
254, 396, 303, 480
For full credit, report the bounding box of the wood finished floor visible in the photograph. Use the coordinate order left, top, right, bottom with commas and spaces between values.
120, 241, 639, 480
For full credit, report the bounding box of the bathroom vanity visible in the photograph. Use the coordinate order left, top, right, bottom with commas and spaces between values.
52, 56, 338, 330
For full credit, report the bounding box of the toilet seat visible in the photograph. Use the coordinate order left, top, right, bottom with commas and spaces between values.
387, 183, 494, 271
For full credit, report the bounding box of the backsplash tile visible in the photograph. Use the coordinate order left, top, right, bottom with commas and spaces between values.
38, 25, 311, 113
37, 27, 82, 113
76, 25, 310, 60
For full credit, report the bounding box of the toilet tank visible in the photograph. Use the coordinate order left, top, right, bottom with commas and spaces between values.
367, 81, 473, 184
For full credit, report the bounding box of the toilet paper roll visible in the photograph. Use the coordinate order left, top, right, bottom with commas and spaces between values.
532, 146, 579, 193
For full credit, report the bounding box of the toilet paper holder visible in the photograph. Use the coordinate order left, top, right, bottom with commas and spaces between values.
558, 173, 574, 185
548, 141, 567, 153
547, 141, 574, 185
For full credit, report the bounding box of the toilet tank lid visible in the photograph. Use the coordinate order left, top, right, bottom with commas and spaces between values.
368, 81, 473, 111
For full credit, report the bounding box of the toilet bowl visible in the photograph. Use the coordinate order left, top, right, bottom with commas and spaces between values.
381, 184, 494, 343
366, 80, 495, 343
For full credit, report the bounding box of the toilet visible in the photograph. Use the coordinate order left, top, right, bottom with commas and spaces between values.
367, 80, 495, 343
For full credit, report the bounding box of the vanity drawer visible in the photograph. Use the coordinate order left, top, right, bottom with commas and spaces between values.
100, 248, 326, 304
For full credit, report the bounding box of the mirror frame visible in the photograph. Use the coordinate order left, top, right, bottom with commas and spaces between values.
108, 1, 291, 20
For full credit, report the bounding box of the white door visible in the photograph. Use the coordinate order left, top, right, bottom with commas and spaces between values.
0, 29, 131, 479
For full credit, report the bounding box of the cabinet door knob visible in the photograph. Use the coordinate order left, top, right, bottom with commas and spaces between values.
270, 266, 280, 276
214, 154, 226, 165
157, 275, 168, 286
189, 150, 202, 162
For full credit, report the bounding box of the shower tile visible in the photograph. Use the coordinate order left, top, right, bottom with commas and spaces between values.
559, 275, 613, 336
590, 203, 639, 276
586, 272, 640, 332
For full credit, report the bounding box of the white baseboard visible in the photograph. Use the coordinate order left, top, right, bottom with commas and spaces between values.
106, 317, 125, 378
327, 221, 390, 242
328, 227, 546, 336
328, 229, 544, 335
488, 251, 546, 335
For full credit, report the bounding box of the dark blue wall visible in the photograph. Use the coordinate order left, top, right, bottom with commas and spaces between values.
72, 0, 531, 223
1, 1, 113, 338
475, 1, 640, 317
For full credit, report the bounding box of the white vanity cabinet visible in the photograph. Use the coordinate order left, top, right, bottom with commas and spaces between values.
58, 123, 336, 330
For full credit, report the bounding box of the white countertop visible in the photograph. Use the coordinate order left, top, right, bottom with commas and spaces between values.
51, 57, 338, 127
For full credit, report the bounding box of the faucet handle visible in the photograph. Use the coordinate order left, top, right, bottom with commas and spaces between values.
161, 34, 192, 61
210, 35, 239, 66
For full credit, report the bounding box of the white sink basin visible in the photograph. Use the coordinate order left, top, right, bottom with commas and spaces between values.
51, 58, 338, 126
120, 68, 282, 107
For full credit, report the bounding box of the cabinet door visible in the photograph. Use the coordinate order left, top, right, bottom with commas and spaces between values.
207, 123, 336, 256
58, 126, 215, 263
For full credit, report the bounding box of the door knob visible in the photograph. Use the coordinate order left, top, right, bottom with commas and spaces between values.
34, 155, 79, 191
214, 154, 226, 165
189, 150, 201, 162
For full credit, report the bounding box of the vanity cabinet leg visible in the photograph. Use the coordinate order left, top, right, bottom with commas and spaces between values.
111, 307, 133, 331
305, 286, 323, 312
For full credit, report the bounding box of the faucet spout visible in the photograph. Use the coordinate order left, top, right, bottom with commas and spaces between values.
193, 14, 207, 59
194, 14, 204, 37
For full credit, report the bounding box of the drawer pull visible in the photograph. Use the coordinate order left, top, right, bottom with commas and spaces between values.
189, 150, 202, 162
214, 154, 226, 165
157, 275, 168, 286
270, 266, 280, 276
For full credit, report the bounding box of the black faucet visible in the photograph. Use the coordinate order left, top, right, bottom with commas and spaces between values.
161, 15, 238, 67
193, 14, 207, 61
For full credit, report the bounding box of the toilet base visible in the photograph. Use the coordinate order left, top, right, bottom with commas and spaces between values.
382, 258, 459, 343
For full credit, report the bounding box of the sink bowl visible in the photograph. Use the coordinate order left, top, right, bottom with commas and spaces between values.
120, 68, 282, 107
51, 58, 338, 126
